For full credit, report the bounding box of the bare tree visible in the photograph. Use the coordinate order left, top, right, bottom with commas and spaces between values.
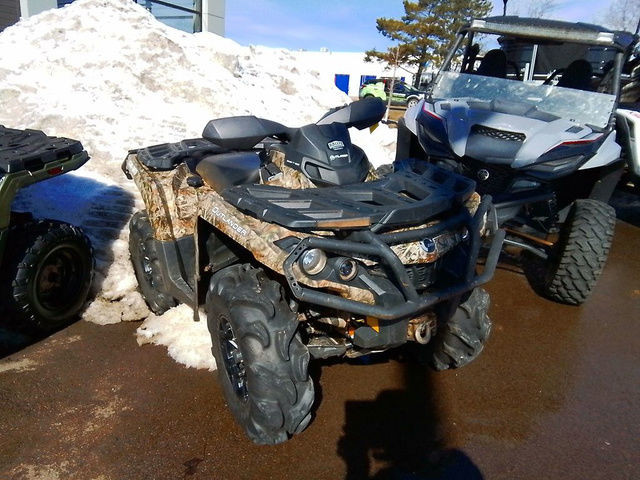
603, 0, 640, 31
526, 0, 558, 18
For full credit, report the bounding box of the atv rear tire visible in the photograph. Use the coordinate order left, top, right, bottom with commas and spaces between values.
430, 288, 491, 371
206, 264, 314, 444
129, 211, 176, 314
1, 220, 93, 333
543, 199, 616, 305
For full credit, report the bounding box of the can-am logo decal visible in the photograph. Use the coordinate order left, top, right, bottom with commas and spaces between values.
327, 140, 345, 151
212, 206, 248, 236
477, 169, 490, 181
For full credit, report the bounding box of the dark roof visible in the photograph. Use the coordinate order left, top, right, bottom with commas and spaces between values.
462, 16, 636, 51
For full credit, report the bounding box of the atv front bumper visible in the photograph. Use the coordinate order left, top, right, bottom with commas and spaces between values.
283, 195, 505, 321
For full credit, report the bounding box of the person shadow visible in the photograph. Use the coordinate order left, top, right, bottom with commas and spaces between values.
0, 174, 135, 359
337, 356, 484, 480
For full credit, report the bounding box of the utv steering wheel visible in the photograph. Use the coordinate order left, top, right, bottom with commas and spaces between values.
543, 68, 564, 85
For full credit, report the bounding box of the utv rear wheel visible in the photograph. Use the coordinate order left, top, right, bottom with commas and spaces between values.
430, 288, 491, 371
543, 199, 616, 305
206, 264, 314, 444
129, 211, 176, 314
1, 220, 93, 333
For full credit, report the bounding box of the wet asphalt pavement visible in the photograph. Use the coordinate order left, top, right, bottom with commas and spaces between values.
0, 220, 639, 480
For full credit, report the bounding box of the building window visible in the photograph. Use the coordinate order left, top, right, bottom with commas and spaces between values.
134, 0, 202, 33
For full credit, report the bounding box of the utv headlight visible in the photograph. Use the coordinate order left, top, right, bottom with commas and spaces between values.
529, 155, 584, 174
300, 249, 327, 276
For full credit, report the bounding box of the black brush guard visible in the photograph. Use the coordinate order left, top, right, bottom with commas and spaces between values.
283, 195, 505, 321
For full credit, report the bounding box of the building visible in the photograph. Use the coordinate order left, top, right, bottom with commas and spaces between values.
291, 50, 425, 97
0, 0, 225, 34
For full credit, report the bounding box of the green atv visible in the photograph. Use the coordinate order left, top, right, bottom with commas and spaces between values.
123, 98, 504, 444
0, 126, 94, 332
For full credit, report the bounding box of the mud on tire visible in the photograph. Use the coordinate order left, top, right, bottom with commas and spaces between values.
0, 220, 93, 333
206, 264, 314, 444
430, 288, 491, 371
129, 210, 176, 314
543, 199, 616, 305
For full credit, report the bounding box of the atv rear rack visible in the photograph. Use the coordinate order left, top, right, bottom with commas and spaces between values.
283, 195, 505, 320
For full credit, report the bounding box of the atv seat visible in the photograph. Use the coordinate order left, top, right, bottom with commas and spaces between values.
476, 49, 507, 79
195, 151, 260, 192
558, 59, 593, 91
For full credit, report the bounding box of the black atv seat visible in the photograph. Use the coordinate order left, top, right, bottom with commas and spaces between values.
195, 151, 261, 192
0, 125, 84, 174
202, 116, 291, 151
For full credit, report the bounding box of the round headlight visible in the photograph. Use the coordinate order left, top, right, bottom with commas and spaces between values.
337, 258, 358, 281
300, 249, 327, 276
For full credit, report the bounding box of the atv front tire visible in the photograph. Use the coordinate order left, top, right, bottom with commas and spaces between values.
543, 199, 616, 305
1, 220, 93, 332
206, 264, 314, 445
430, 288, 491, 371
129, 211, 176, 314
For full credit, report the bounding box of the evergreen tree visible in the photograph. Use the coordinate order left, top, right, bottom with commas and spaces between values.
365, 0, 491, 87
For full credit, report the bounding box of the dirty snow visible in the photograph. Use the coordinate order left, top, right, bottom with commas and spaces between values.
0, 0, 396, 369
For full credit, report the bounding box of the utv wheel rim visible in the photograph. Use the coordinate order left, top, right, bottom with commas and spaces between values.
219, 316, 248, 402
32, 244, 87, 319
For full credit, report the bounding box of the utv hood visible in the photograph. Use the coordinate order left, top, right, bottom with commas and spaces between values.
418, 99, 613, 168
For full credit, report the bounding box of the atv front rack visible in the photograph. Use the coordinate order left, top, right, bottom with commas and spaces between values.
222, 165, 476, 231
283, 195, 505, 320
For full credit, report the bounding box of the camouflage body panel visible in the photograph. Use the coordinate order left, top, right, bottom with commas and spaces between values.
197, 183, 375, 303
126, 153, 196, 241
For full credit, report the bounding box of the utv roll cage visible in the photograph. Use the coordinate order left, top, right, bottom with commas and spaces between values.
429, 16, 639, 126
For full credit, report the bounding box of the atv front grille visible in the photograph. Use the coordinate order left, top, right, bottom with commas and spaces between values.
471, 125, 526, 142
405, 262, 438, 290
461, 160, 513, 196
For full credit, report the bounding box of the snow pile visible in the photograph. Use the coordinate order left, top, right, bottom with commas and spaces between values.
0, 0, 396, 369
136, 306, 215, 370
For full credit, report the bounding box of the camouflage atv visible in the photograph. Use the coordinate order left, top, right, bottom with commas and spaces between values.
0, 126, 94, 332
123, 97, 505, 445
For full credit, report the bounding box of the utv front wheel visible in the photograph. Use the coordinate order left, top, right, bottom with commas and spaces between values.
1, 220, 93, 332
430, 288, 491, 371
206, 264, 314, 444
129, 211, 176, 314
543, 199, 616, 305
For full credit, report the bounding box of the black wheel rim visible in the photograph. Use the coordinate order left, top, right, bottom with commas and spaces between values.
219, 316, 248, 402
33, 244, 87, 318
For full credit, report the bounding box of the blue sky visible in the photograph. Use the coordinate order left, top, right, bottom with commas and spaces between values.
225, 0, 615, 52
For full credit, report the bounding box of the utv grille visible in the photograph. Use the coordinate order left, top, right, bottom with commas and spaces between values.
471, 125, 526, 142
461, 160, 512, 196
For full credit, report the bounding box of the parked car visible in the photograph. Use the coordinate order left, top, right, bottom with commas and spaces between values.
359, 79, 424, 108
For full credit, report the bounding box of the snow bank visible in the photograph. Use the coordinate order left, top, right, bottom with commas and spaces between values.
0, 0, 396, 369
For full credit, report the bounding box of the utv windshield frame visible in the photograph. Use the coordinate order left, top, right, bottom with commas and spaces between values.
428, 16, 637, 130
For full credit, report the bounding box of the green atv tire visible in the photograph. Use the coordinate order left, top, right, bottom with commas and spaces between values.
206, 264, 314, 445
0, 220, 93, 333
129, 210, 176, 315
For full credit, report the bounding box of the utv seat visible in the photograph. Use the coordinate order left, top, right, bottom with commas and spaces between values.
558, 59, 593, 91
476, 49, 507, 79
195, 151, 260, 192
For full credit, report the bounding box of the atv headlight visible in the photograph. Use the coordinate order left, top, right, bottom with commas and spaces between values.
300, 249, 327, 276
337, 258, 358, 281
